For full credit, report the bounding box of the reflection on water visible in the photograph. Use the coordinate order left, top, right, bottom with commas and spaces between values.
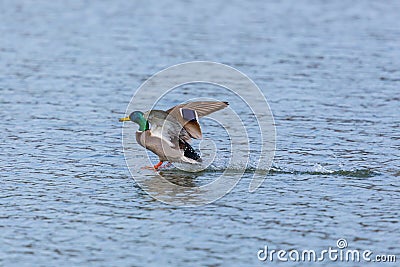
1, 0, 400, 266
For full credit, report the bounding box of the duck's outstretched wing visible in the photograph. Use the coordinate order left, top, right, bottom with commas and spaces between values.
144, 110, 191, 148
166, 101, 229, 139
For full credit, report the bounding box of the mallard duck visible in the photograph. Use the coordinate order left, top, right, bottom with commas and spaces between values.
119, 101, 229, 169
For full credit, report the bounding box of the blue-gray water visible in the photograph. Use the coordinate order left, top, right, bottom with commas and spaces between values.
1, 1, 399, 266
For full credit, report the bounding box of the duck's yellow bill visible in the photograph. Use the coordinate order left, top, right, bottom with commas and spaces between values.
119, 117, 130, 122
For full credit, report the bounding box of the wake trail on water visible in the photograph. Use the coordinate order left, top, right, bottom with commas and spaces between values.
164, 161, 380, 178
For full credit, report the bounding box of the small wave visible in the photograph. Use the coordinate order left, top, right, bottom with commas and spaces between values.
268, 167, 379, 178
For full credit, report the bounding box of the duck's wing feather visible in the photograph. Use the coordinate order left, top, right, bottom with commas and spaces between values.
144, 110, 191, 147
166, 101, 229, 118
166, 101, 229, 139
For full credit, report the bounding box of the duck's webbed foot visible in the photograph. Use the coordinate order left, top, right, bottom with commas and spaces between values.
163, 162, 172, 168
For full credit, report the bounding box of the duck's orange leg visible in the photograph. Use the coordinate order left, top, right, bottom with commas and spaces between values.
141, 161, 163, 171
153, 161, 163, 169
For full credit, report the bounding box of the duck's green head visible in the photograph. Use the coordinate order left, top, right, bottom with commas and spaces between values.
119, 111, 149, 131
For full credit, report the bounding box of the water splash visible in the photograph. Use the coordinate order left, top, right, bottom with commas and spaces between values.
161, 162, 380, 178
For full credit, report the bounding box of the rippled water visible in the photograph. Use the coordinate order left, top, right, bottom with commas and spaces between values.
1, 1, 399, 266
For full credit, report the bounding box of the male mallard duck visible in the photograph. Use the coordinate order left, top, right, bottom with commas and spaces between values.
119, 101, 229, 169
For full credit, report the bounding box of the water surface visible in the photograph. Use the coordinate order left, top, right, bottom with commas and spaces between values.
1, 0, 399, 266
